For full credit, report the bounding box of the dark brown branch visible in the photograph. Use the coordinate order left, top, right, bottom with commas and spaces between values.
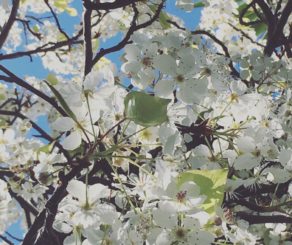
83, 4, 93, 76
0, 35, 82, 61
232, 198, 289, 213
16, 18, 42, 40
275, 0, 284, 16
0, 109, 71, 160
22, 160, 86, 245
236, 211, 292, 224
44, 0, 71, 48
239, 0, 263, 26
0, 68, 67, 116
264, 0, 292, 56
9, 189, 39, 216
91, 1, 165, 71
166, 20, 238, 75
228, 22, 265, 48
84, 0, 140, 10
0, 0, 20, 49
254, 0, 275, 26
191, 30, 243, 80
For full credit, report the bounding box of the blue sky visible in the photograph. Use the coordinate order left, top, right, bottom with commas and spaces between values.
4, 0, 201, 243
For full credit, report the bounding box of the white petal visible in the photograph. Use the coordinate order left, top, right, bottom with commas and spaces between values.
154, 79, 175, 98
234, 153, 259, 170
52, 117, 75, 132
265, 168, 292, 183
177, 52, 196, 74
121, 61, 141, 74
279, 149, 292, 166
3, 128, 15, 141
177, 79, 207, 104
240, 70, 249, 80
67, 180, 86, 203
124, 44, 141, 61
62, 131, 82, 150
288, 183, 292, 196
88, 183, 110, 203
153, 54, 177, 75
236, 136, 255, 153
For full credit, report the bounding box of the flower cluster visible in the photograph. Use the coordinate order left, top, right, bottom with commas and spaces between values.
0, 0, 291, 244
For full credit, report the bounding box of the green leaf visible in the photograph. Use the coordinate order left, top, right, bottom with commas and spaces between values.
44, 81, 77, 122
149, 5, 171, 29
124, 91, 171, 127
193, 2, 205, 8
177, 169, 228, 214
32, 25, 39, 33
254, 22, 267, 36
54, 0, 67, 10
244, 11, 257, 21
37, 142, 55, 154
159, 11, 171, 29
46, 74, 58, 86
237, 3, 248, 15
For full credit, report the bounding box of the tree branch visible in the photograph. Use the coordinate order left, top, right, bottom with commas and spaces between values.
239, 0, 263, 26
0, 35, 82, 61
0, 234, 14, 245
84, 0, 140, 10
0, 109, 71, 160
236, 211, 292, 224
0, 68, 67, 116
264, 0, 292, 56
83, 2, 93, 76
9, 189, 39, 216
254, 0, 275, 26
0, 0, 20, 49
44, 0, 70, 48
22, 161, 86, 245
91, 1, 165, 71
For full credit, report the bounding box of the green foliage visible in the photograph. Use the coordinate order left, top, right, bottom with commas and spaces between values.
193, 1, 205, 8
177, 169, 228, 214
149, 5, 171, 29
46, 74, 59, 86
254, 22, 267, 36
236, 1, 267, 37
124, 91, 171, 127
53, 0, 77, 16
37, 142, 55, 154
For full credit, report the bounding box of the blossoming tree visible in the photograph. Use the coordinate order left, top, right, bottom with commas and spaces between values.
0, 0, 291, 244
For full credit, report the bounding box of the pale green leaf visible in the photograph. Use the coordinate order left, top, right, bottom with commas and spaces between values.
46, 74, 58, 86
37, 141, 55, 154
177, 169, 228, 214
54, 0, 67, 10
149, 5, 171, 29
124, 91, 171, 127
32, 25, 39, 33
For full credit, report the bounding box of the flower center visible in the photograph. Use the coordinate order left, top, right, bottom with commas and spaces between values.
176, 190, 187, 203
142, 57, 152, 67
176, 74, 184, 83
229, 93, 239, 102
175, 227, 188, 240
